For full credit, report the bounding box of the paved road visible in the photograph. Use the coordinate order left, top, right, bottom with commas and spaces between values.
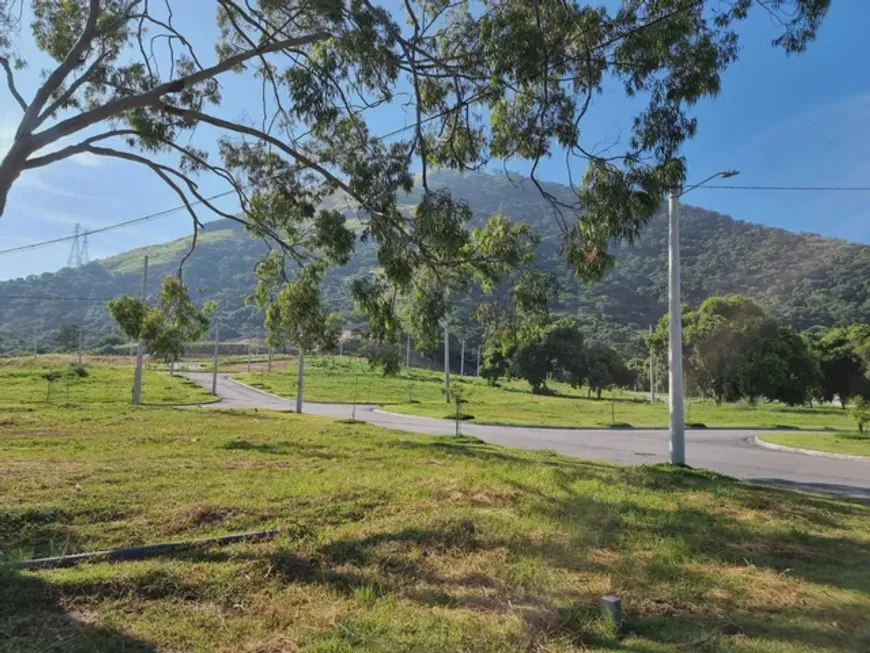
185, 373, 870, 500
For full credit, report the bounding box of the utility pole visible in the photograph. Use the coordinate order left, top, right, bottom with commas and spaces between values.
295, 348, 304, 414
667, 192, 684, 464
666, 169, 738, 466
649, 325, 655, 404
132, 256, 148, 405
211, 315, 219, 395
460, 339, 465, 376
406, 332, 411, 370
77, 324, 83, 365
247, 333, 252, 373
443, 322, 450, 402
32, 335, 37, 357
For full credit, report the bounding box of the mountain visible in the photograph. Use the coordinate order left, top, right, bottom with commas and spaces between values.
2, 171, 869, 355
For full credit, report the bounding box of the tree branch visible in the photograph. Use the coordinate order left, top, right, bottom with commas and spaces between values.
35, 50, 114, 128
36, 133, 298, 257
17, 0, 102, 139
131, 10, 204, 71
160, 104, 366, 210
84, 144, 203, 279
0, 55, 26, 111
21, 130, 140, 169
25, 29, 331, 155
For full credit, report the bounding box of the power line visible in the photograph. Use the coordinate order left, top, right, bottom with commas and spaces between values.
0, 189, 240, 256
0, 1, 703, 259
0, 116, 439, 258
700, 184, 870, 192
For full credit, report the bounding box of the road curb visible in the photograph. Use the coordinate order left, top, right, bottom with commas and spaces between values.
372, 409, 763, 433
225, 377, 296, 406
227, 378, 394, 407
751, 436, 870, 462
373, 408, 433, 420
372, 409, 642, 430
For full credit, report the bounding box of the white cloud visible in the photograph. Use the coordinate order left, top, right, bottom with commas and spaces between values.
18, 205, 102, 229
750, 92, 870, 146
14, 170, 102, 199
69, 151, 104, 167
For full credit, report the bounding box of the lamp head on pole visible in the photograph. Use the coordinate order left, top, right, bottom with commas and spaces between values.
679, 168, 740, 197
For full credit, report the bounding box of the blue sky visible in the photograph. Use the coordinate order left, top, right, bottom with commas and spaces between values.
1, 1, 869, 281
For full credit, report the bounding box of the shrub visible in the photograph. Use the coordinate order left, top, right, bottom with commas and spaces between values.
68, 363, 89, 378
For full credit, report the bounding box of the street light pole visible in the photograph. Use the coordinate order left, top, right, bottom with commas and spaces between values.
667, 191, 685, 465
443, 321, 450, 402
649, 325, 655, 404
211, 315, 219, 395
668, 169, 739, 466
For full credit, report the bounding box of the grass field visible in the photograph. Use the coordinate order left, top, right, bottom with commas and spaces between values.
2, 405, 870, 651
761, 432, 870, 457
234, 356, 857, 430
0, 360, 214, 405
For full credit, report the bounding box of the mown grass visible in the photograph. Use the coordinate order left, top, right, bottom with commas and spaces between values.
234, 356, 856, 430
173, 353, 295, 373
1, 405, 869, 652
0, 361, 214, 405
761, 432, 870, 457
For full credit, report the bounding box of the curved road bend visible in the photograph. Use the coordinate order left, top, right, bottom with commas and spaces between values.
184, 373, 870, 500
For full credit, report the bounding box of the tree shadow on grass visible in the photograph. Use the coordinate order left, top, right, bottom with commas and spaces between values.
393, 436, 622, 479
224, 438, 347, 460
524, 465, 870, 595
9, 435, 866, 651
74, 492, 868, 652
0, 569, 159, 652
275, 513, 864, 650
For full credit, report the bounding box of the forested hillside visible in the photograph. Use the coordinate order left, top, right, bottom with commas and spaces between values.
2, 171, 869, 354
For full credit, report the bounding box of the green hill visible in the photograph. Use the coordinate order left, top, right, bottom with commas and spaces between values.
2, 171, 869, 354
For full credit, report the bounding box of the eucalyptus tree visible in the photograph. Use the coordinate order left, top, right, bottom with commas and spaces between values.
0, 0, 830, 342
108, 275, 215, 361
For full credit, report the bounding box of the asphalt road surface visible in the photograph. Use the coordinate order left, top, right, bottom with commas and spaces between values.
184, 373, 870, 500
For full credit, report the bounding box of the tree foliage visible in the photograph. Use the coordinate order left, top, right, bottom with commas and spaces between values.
2, 171, 869, 356
256, 261, 338, 354
55, 323, 81, 351
107, 275, 214, 360
360, 339, 403, 377
0, 0, 830, 341
649, 295, 870, 407
807, 325, 870, 408
584, 344, 634, 399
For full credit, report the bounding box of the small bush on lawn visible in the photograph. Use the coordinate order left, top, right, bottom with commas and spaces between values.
851, 397, 869, 435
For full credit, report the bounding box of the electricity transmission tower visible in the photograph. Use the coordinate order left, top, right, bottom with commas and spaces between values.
67, 224, 89, 268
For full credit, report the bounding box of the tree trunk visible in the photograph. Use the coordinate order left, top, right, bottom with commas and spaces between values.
596, 388, 602, 400
0, 145, 28, 216
295, 349, 304, 414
